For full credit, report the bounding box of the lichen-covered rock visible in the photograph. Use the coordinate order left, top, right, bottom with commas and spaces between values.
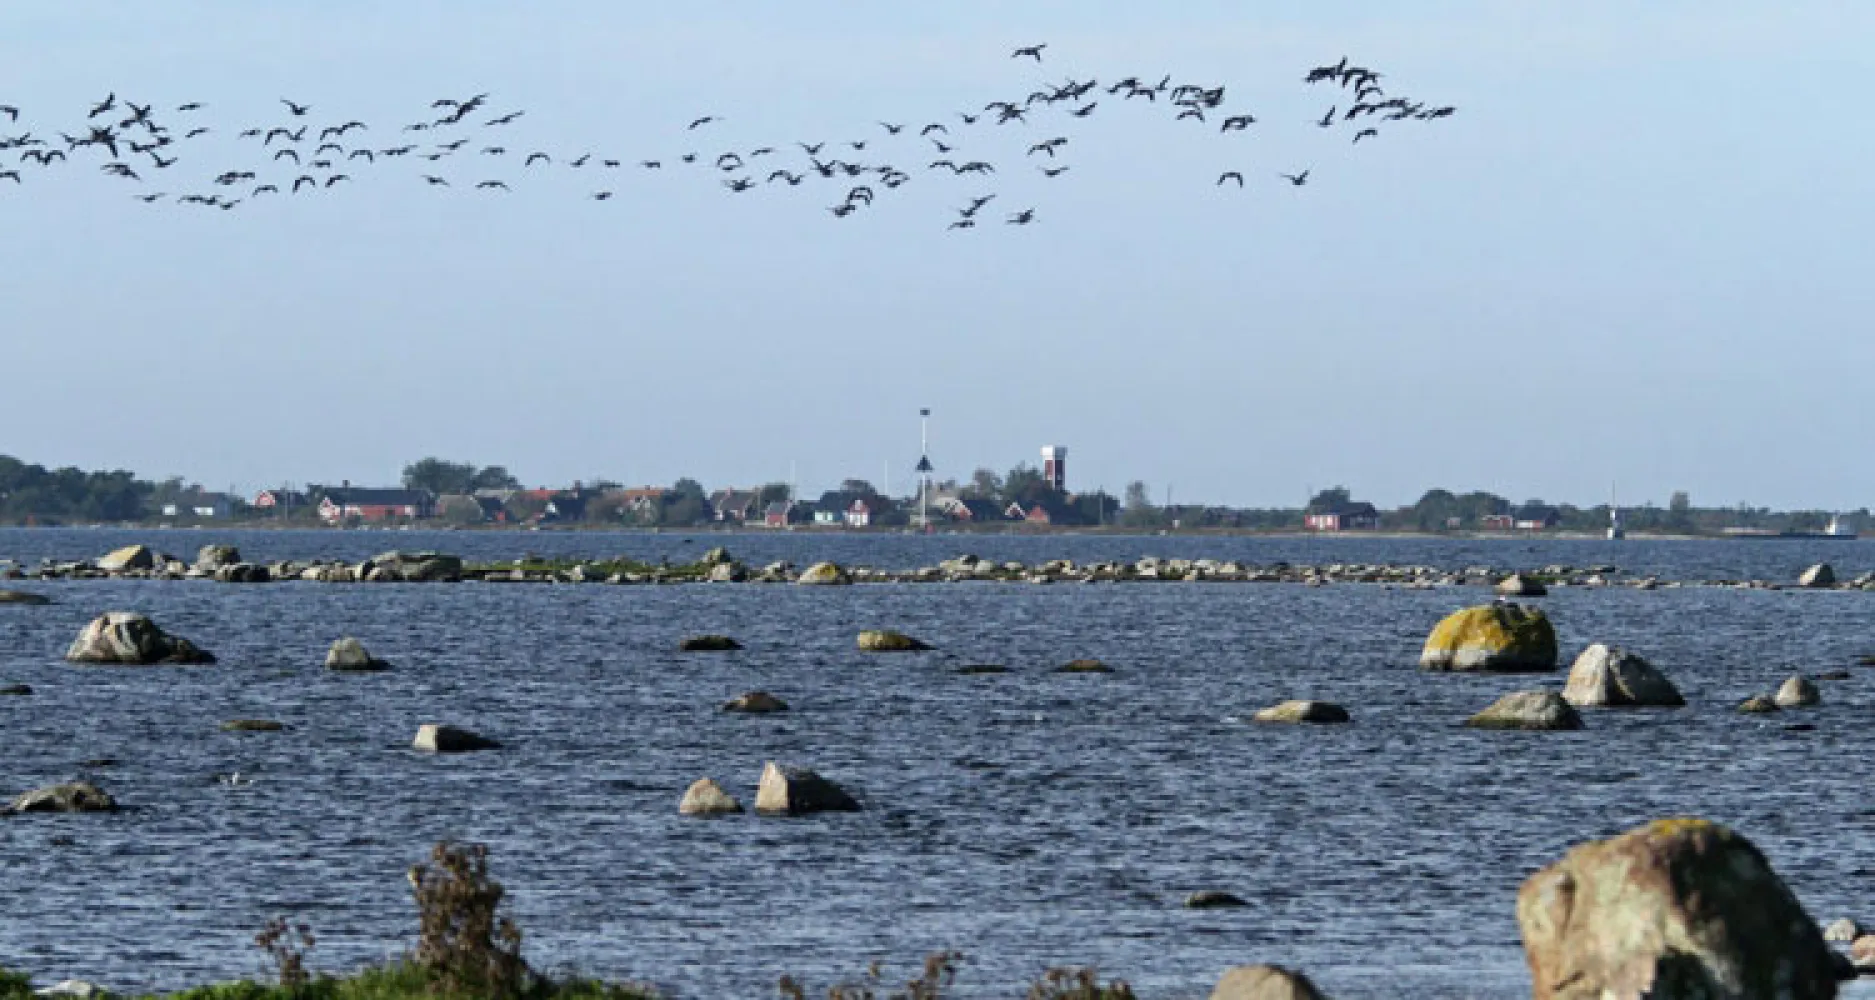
1497, 573, 1548, 597
1775, 674, 1821, 708
754, 762, 860, 815
679, 634, 742, 652
1251, 700, 1351, 724
325, 637, 391, 672
65, 612, 215, 665
1209, 965, 1329, 1000
96, 544, 159, 572
1517, 817, 1839, 1000
722, 691, 789, 714
1799, 563, 1836, 588
412, 724, 500, 753
698, 546, 733, 566
678, 778, 743, 816
797, 561, 852, 586
1466, 690, 1583, 731
0, 590, 50, 605
195, 544, 241, 569
4, 781, 118, 815
857, 629, 930, 652
1562, 644, 1684, 708
1420, 603, 1558, 672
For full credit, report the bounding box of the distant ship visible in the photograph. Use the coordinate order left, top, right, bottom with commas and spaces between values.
1722, 514, 1859, 540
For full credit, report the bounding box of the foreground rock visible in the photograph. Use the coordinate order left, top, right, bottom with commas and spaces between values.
65, 612, 215, 665
1823, 918, 1861, 943
1497, 573, 1548, 597
1252, 700, 1350, 724
4, 781, 118, 815
678, 778, 743, 816
1561, 644, 1684, 708
1518, 817, 1839, 999
754, 762, 860, 815
412, 724, 500, 753
1467, 690, 1583, 731
679, 634, 742, 652
1776, 674, 1821, 708
796, 561, 852, 586
0, 590, 51, 605
857, 629, 931, 652
722, 691, 789, 714
1209, 965, 1329, 1000
325, 637, 391, 672
1853, 935, 1875, 973
1800, 563, 1837, 588
1420, 603, 1557, 672
96, 544, 159, 572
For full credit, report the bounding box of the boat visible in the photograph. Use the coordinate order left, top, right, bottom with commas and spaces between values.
1722, 514, 1859, 540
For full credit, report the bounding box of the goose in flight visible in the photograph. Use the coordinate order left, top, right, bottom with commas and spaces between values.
525, 152, 550, 165
280, 99, 311, 116
177, 102, 204, 112
1280, 170, 1309, 186
948, 218, 976, 231
88, 93, 117, 118
591, 191, 612, 200
422, 174, 448, 186
1011, 43, 1046, 62
1006, 208, 1036, 225
476, 180, 509, 190
1039, 166, 1069, 177
687, 115, 718, 130
324, 173, 349, 186
1220, 114, 1256, 132
486, 111, 524, 126
1352, 128, 1378, 144
1070, 102, 1097, 117
1217, 171, 1243, 187
1316, 107, 1336, 128
292, 175, 317, 192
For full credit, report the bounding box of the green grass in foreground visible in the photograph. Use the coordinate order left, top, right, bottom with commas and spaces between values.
0, 963, 655, 1000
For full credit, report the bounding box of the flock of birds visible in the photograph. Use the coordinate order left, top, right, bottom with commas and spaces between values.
0, 48, 1454, 230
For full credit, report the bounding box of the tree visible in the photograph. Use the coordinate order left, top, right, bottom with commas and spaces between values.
757, 483, 792, 507
660, 478, 708, 526
403, 458, 477, 495
965, 468, 1002, 500
1670, 491, 1691, 513
1306, 486, 1351, 513
1120, 481, 1162, 529
1004, 463, 1048, 506
472, 466, 521, 491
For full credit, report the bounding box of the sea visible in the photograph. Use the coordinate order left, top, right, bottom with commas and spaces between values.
2, 527, 1872, 999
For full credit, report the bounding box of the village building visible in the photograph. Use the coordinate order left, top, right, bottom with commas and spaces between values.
317, 486, 436, 523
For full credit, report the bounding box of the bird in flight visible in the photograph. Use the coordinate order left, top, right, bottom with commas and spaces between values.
687, 115, 717, 130
177, 102, 203, 112
1352, 128, 1379, 144
1011, 44, 1046, 62
281, 99, 311, 116
525, 152, 551, 165
88, 93, 116, 118
423, 175, 448, 186
1040, 166, 1069, 177
1220, 114, 1256, 132
591, 191, 612, 200
1070, 102, 1097, 118
0, 105, 20, 121
1217, 171, 1244, 187
1280, 170, 1310, 186
476, 180, 509, 191
292, 175, 317, 192
1316, 107, 1335, 128
1007, 209, 1036, 225
325, 174, 350, 186
948, 218, 976, 231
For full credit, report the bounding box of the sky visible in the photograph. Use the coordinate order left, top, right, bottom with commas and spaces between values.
4, 2, 1873, 510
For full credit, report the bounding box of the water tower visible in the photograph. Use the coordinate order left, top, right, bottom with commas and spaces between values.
1041, 446, 1067, 491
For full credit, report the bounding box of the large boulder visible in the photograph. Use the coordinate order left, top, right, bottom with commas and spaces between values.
412, 724, 500, 753
1775, 674, 1821, 708
1252, 700, 1351, 724
796, 561, 852, 586
1497, 573, 1549, 597
1420, 603, 1558, 672
1517, 817, 1839, 1000
679, 778, 743, 816
1209, 965, 1329, 1000
325, 637, 391, 672
857, 629, 931, 652
1799, 563, 1836, 589
65, 612, 215, 665
194, 544, 241, 569
1562, 645, 1684, 708
1466, 690, 1583, 731
4, 781, 118, 815
212, 562, 271, 583
96, 545, 159, 572
369, 551, 462, 582
754, 762, 860, 816
706, 561, 747, 583
698, 546, 733, 566
0, 590, 51, 606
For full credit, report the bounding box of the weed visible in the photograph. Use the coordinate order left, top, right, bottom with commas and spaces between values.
778, 951, 962, 1000
254, 917, 316, 994
1026, 967, 1136, 1000
407, 841, 529, 998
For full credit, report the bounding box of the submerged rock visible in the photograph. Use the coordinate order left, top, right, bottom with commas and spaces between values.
325, 637, 391, 672
1775, 674, 1821, 708
1466, 690, 1583, 731
0, 590, 51, 605
221, 719, 286, 732
1737, 694, 1780, 714
4, 781, 118, 815
1561, 644, 1684, 708
412, 724, 500, 754
678, 778, 743, 816
0, 684, 31, 696
857, 629, 931, 652
1251, 700, 1350, 724
1420, 603, 1558, 673
956, 664, 1009, 675
1517, 817, 1839, 1000
722, 691, 788, 714
754, 762, 860, 816
796, 561, 852, 586
1056, 659, 1113, 674
65, 612, 215, 665
1184, 890, 1249, 909
1208, 965, 1329, 1000
679, 634, 743, 652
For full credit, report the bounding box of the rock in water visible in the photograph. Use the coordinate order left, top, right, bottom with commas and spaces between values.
722, 691, 788, 714
1056, 659, 1113, 673
96, 544, 158, 572
194, 544, 241, 569
64, 612, 215, 665
754, 762, 860, 815
221, 719, 285, 732
1823, 917, 1861, 943
1208, 965, 1329, 1000
706, 561, 746, 583
4, 781, 118, 815
857, 629, 931, 652
1497, 573, 1548, 597
1799, 563, 1836, 588
0, 684, 31, 696
325, 637, 391, 672
797, 561, 852, 586
412, 724, 500, 753
1517, 817, 1838, 1000
0, 590, 51, 605
1466, 690, 1583, 731
1775, 674, 1821, 708
369, 551, 463, 582
679, 634, 742, 652
698, 546, 732, 566
1251, 700, 1351, 724
1419, 603, 1558, 672
1737, 694, 1780, 714
1184, 890, 1249, 909
1562, 644, 1684, 707
678, 778, 743, 815
1853, 934, 1875, 972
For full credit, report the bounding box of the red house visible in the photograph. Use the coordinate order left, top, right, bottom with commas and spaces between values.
317, 487, 436, 523
1304, 502, 1380, 532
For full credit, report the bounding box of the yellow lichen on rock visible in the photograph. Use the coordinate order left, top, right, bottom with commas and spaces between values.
1419, 603, 1558, 672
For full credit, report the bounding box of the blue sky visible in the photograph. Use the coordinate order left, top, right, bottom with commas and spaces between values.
4, 2, 1871, 509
